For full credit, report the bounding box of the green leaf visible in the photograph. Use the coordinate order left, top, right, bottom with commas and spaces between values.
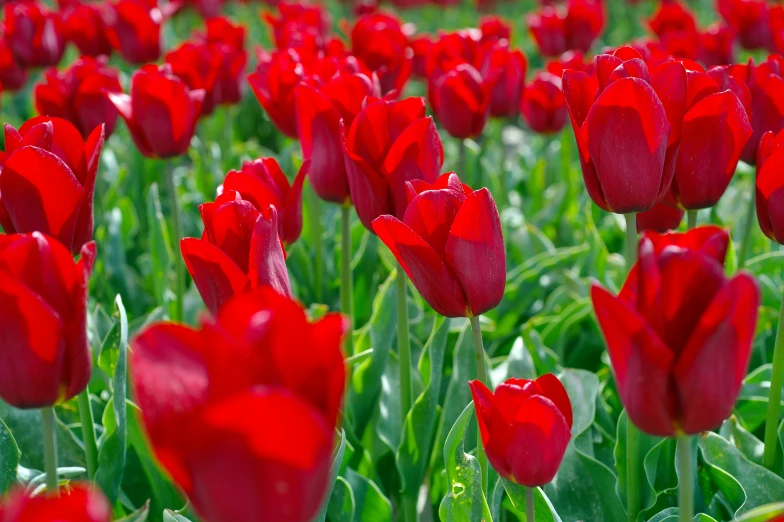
344, 469, 393, 522
502, 480, 562, 521
114, 501, 150, 522
0, 417, 19, 494
162, 511, 192, 522
327, 476, 355, 522
95, 295, 129, 504
314, 429, 348, 522
735, 502, 784, 521
647, 508, 717, 522
614, 410, 663, 519
146, 183, 173, 309
438, 403, 492, 522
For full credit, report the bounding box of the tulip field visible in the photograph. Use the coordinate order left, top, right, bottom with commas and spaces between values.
5, 0, 784, 520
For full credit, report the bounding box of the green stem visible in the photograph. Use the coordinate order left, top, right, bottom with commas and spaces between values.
624, 213, 638, 269
77, 390, 98, 480
459, 139, 467, 179
687, 210, 698, 230
677, 435, 694, 522
738, 188, 757, 269
164, 163, 184, 322
403, 497, 418, 522
308, 188, 324, 303
763, 287, 784, 469
624, 212, 641, 522
340, 205, 355, 355
526, 487, 535, 521
41, 407, 58, 496
470, 315, 489, 493
397, 263, 412, 424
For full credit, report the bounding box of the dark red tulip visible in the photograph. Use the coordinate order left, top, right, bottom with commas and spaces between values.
373, 173, 505, 317
546, 50, 593, 76
527, 7, 567, 57
103, 0, 174, 64
469, 375, 572, 487
592, 227, 758, 436
0, 233, 95, 409
108, 64, 204, 159
344, 97, 443, 230
221, 157, 308, 245
756, 129, 784, 243
34, 57, 122, 139
482, 42, 527, 118
479, 16, 511, 44
636, 201, 684, 233
698, 24, 736, 67
165, 41, 223, 117
0, 484, 111, 522
521, 71, 567, 134
0, 117, 104, 255
425, 30, 483, 79
203, 16, 247, 106
3, 2, 65, 68
527, 0, 604, 58
62, 2, 112, 57
429, 63, 494, 139
562, 47, 687, 213
648, 1, 700, 59
718, 0, 772, 50
130, 288, 346, 522
248, 49, 305, 138
263, 1, 331, 52
410, 35, 433, 79
181, 191, 291, 316
0, 39, 29, 92
350, 12, 413, 96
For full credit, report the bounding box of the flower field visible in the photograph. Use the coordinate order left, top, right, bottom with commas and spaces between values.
1, 0, 784, 520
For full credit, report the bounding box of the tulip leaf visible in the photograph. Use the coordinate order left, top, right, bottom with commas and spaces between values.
95, 295, 129, 504
146, 183, 173, 310
0, 417, 19, 494
647, 508, 718, 522
438, 403, 493, 522
396, 316, 448, 497
343, 469, 393, 522
162, 511, 192, 522
639, 437, 679, 519
735, 502, 784, 521
314, 429, 348, 522
327, 476, 355, 522
614, 410, 664, 519
502, 480, 562, 521
114, 501, 150, 522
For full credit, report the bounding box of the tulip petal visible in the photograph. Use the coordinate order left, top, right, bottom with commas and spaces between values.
403, 186, 465, 256
248, 206, 292, 298
468, 380, 495, 447
181, 237, 248, 316
281, 160, 308, 245
532, 374, 574, 429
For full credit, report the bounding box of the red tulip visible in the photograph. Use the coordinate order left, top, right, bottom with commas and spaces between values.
648, 1, 700, 59
61, 3, 112, 57
130, 288, 346, 522
108, 64, 204, 159
410, 35, 433, 79
350, 12, 413, 96
263, 1, 331, 52
527, 0, 604, 58
0, 39, 27, 92
562, 47, 687, 213
0, 117, 103, 255
425, 30, 483, 81
469, 374, 572, 487
165, 41, 223, 117
546, 50, 593, 76
344, 97, 443, 230
527, 7, 567, 57
479, 16, 511, 44
698, 24, 736, 67
636, 201, 684, 233
718, 0, 772, 51
221, 157, 308, 245
592, 227, 759, 436
429, 63, 494, 139
248, 49, 305, 138
756, 129, 784, 243
373, 173, 505, 317
521, 71, 567, 134
3, 2, 65, 68
482, 42, 527, 118
103, 0, 174, 64
0, 233, 95, 409
181, 191, 291, 316
203, 16, 247, 106
0, 484, 111, 522
34, 57, 122, 139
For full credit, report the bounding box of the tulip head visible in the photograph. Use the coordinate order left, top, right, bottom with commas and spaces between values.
3, 2, 65, 68
204, 16, 247, 106
521, 71, 567, 134
756, 129, 784, 244
0, 484, 111, 522
482, 43, 528, 118
636, 201, 684, 233
429, 63, 493, 139
698, 24, 735, 67
103, 0, 170, 64
165, 41, 223, 117
648, 1, 700, 59
350, 12, 413, 95
249, 49, 305, 139
0, 39, 28, 92
62, 3, 113, 57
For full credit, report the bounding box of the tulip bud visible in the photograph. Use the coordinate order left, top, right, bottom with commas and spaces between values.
521, 71, 567, 134
0, 39, 28, 92
165, 41, 223, 117
350, 13, 413, 96
698, 24, 735, 67
103, 0, 175, 64
62, 3, 113, 58
248, 49, 305, 139
718, 0, 772, 51
0, 484, 111, 522
636, 201, 684, 233
481, 43, 528, 118
3, 3, 65, 68
756, 129, 784, 244
203, 16, 247, 106
429, 63, 493, 139
648, 1, 700, 59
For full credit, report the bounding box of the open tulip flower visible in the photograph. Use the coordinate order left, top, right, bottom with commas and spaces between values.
373, 172, 505, 317
0, 117, 104, 255
350, 12, 413, 96
756, 129, 784, 243
3, 2, 65, 68
181, 191, 291, 316
562, 47, 687, 214
0, 484, 110, 522
592, 226, 759, 436
0, 233, 95, 409
130, 288, 346, 522
469, 375, 572, 487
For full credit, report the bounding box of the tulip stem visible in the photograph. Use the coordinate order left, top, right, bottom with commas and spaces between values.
41, 407, 58, 496
164, 163, 185, 322
459, 139, 468, 180
677, 435, 694, 522
340, 205, 355, 355
687, 210, 697, 230
763, 287, 784, 469
738, 188, 756, 269
526, 487, 535, 521
397, 263, 413, 425
469, 315, 489, 493
77, 389, 98, 480
309, 189, 324, 303
624, 213, 638, 269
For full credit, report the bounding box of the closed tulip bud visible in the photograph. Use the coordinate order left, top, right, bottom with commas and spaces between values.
0, 484, 111, 522
0, 233, 95, 409
592, 227, 759, 436
425, 30, 481, 81
756, 129, 784, 243
0, 39, 28, 92
344, 97, 443, 230
221, 157, 308, 245
62, 3, 113, 57
0, 117, 104, 255
527, 0, 603, 58
482, 43, 527, 118
527, 7, 567, 57
3, 2, 65, 68
181, 191, 291, 316
469, 375, 572, 487
108, 64, 204, 159
373, 173, 505, 317
130, 288, 346, 522
521, 71, 567, 134
103, 0, 175, 64
698, 24, 736, 67
248, 49, 305, 138
648, 1, 700, 60
636, 201, 684, 233
429, 63, 494, 139
562, 47, 687, 213
34, 57, 122, 139
165, 41, 223, 117
350, 13, 413, 96
204, 16, 247, 106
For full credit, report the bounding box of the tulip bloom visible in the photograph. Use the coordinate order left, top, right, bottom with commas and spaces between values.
0, 117, 104, 255
592, 227, 759, 436
527, 0, 604, 57
482, 43, 527, 118
221, 157, 308, 245
649, 1, 700, 59
373, 173, 505, 317
203, 16, 247, 106
344, 97, 443, 230
756, 129, 784, 243
410, 35, 433, 79
3, 2, 65, 68
521, 71, 567, 134
429, 63, 494, 139
0, 233, 95, 409
130, 288, 346, 522
718, 0, 772, 50
479, 16, 511, 44
263, 1, 331, 52
103, 0, 175, 64
636, 201, 685, 233
249, 49, 306, 138
0, 39, 27, 92
350, 13, 413, 95
165, 41, 223, 117
108, 64, 204, 159
562, 47, 687, 213
62, 2, 113, 57
0, 484, 110, 522
181, 191, 291, 316
469, 375, 572, 487
34, 57, 122, 139
698, 24, 736, 67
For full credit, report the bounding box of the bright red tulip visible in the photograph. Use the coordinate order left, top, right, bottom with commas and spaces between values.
61, 2, 113, 57
221, 157, 308, 245
718, 0, 772, 51
527, 0, 604, 58
0, 484, 111, 522
0, 39, 27, 92
263, 1, 331, 52
756, 129, 784, 243
469, 374, 572, 487
344, 97, 443, 230
350, 13, 413, 96
410, 35, 433, 79
698, 24, 736, 67
203, 16, 247, 106
0, 233, 95, 409
482, 42, 527, 118
34, 57, 122, 139
108, 64, 204, 159
562, 47, 687, 213
0, 117, 103, 255
425, 30, 483, 81
3, 2, 65, 68
479, 16, 511, 44
592, 226, 759, 436
181, 191, 291, 316
648, 1, 700, 59
521, 71, 567, 134
636, 201, 684, 233
373, 173, 505, 317
165, 41, 223, 117
130, 288, 346, 522
103, 0, 176, 64
429, 63, 493, 139
249, 49, 305, 138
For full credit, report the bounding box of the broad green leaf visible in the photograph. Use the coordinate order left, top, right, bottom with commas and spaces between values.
314, 429, 348, 522
503, 480, 562, 521
719, 417, 766, 468
490, 336, 537, 386
114, 501, 150, 522
0, 418, 19, 494
146, 183, 173, 309
647, 508, 717, 522
344, 469, 393, 522
735, 502, 784, 521
327, 476, 355, 522
162, 511, 192, 522
614, 411, 663, 519
639, 438, 678, 519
